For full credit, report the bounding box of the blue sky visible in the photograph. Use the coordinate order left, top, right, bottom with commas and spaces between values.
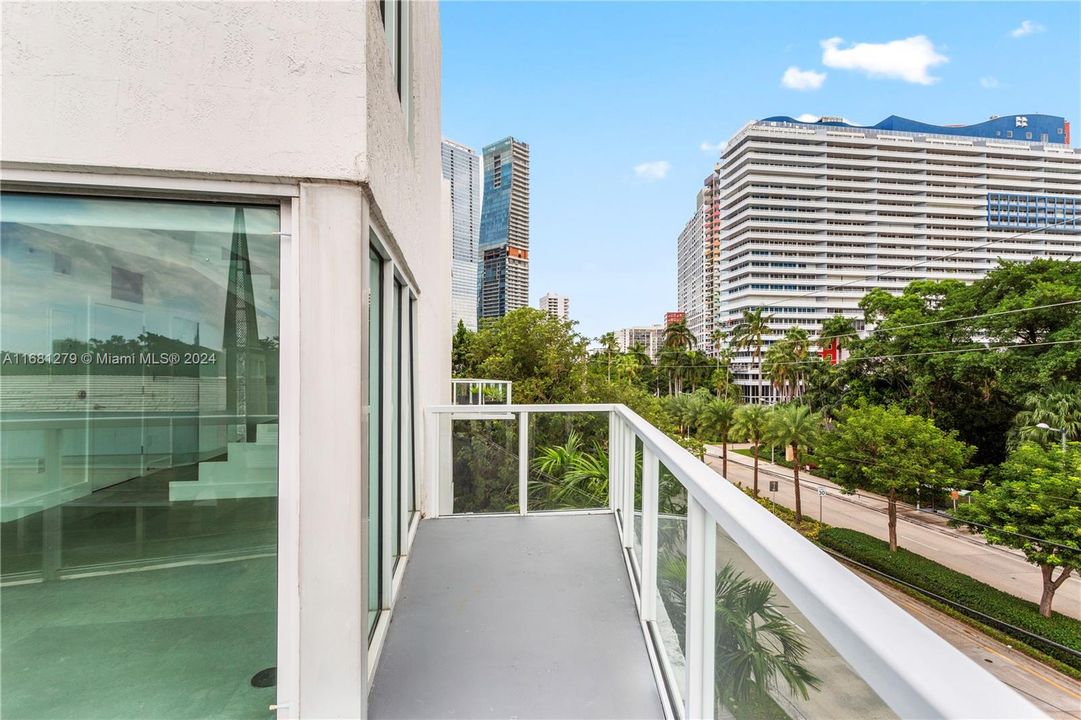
441, 1, 1081, 339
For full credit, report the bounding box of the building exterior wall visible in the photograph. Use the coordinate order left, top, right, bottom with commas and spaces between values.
615, 325, 666, 361
1, 2, 447, 718
539, 293, 570, 320
2, 2, 369, 182
676, 199, 706, 351
478, 137, 530, 320
441, 140, 480, 330
714, 114, 1081, 401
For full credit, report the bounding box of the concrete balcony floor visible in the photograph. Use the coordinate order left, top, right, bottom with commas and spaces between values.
369, 513, 664, 719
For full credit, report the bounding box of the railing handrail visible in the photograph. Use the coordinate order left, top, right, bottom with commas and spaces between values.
428, 402, 1042, 720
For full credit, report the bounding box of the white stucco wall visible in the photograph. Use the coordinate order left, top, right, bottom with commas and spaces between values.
2, 2, 367, 180
361, 0, 451, 416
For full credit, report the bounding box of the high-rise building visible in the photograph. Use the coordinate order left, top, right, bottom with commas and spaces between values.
614, 325, 666, 361
712, 113, 1080, 401
676, 170, 723, 356
538, 292, 570, 320
478, 137, 530, 320
441, 139, 481, 331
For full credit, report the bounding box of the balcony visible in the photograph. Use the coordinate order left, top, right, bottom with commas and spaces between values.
370, 402, 1042, 719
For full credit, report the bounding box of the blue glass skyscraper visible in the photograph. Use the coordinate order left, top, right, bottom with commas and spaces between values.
478, 137, 530, 320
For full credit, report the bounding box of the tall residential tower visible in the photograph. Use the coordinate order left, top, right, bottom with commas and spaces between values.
441, 139, 481, 330
538, 292, 570, 321
713, 113, 1079, 401
478, 137, 530, 320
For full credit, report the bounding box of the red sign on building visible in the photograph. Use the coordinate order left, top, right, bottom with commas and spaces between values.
665, 311, 686, 326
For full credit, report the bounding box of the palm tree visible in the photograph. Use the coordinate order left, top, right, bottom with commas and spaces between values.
816, 314, 857, 357
664, 320, 697, 351
766, 404, 822, 523
732, 404, 769, 494
731, 308, 773, 403
656, 551, 821, 711
657, 346, 686, 395
701, 397, 738, 478
531, 431, 609, 508
597, 331, 619, 382
1009, 382, 1081, 449
710, 328, 727, 355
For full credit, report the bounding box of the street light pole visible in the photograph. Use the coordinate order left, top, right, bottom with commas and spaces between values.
1035, 422, 1068, 455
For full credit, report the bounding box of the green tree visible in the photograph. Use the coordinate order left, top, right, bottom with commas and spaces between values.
814, 404, 976, 551
531, 431, 610, 509
766, 404, 822, 523
657, 553, 821, 713
664, 319, 697, 351
1009, 383, 1081, 449
954, 442, 1081, 618
469, 308, 588, 403
732, 308, 773, 402
732, 404, 770, 495
701, 397, 739, 479
451, 319, 473, 377
597, 331, 620, 382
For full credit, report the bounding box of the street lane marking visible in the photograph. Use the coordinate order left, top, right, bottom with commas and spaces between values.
977, 643, 1081, 701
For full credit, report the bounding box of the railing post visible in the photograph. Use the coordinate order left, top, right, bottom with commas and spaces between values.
518, 411, 529, 515
641, 447, 659, 621
437, 412, 453, 516
685, 497, 716, 719
505, 381, 512, 406
608, 412, 619, 513
622, 422, 635, 550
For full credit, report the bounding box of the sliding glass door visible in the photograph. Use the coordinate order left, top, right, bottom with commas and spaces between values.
0, 193, 280, 718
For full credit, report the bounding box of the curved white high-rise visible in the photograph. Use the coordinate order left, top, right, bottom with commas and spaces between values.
707, 114, 1080, 401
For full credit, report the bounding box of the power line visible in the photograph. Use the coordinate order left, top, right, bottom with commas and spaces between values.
767, 338, 1081, 367
645, 337, 1081, 369
818, 299, 1081, 342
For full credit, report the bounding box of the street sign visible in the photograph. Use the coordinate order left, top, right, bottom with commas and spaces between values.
769, 481, 779, 492
818, 487, 827, 496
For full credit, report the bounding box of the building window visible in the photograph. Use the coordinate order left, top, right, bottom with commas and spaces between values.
391, 278, 403, 566
368, 242, 383, 638
382, 0, 412, 129
0, 192, 281, 717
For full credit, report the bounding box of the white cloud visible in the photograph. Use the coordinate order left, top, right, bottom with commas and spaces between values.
820, 35, 948, 85
1010, 20, 1045, 37
979, 76, 1000, 89
781, 66, 827, 90
633, 160, 670, 181
699, 140, 727, 153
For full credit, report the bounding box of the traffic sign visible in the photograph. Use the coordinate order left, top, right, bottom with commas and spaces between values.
818, 487, 827, 496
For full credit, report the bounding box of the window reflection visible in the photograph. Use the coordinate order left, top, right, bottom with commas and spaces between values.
0, 194, 280, 719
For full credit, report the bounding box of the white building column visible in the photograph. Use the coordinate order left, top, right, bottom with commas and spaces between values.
294, 183, 370, 719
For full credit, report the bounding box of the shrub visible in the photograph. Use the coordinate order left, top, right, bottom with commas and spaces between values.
818, 527, 1081, 671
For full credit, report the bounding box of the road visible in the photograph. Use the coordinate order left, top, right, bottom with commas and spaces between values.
703, 446, 1081, 620
858, 569, 1081, 719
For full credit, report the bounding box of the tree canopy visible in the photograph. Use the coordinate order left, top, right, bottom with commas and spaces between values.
954, 442, 1081, 618
813, 404, 975, 551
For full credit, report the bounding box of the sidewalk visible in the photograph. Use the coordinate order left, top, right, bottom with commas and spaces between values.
707, 444, 998, 549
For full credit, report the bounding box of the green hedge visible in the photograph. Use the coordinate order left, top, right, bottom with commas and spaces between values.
818, 527, 1081, 671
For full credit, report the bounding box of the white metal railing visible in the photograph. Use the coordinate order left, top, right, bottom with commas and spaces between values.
424, 403, 1043, 720
449, 378, 512, 406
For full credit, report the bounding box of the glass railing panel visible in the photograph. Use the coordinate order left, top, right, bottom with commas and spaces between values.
713, 525, 897, 720
527, 411, 609, 512
655, 461, 689, 701
450, 417, 519, 513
